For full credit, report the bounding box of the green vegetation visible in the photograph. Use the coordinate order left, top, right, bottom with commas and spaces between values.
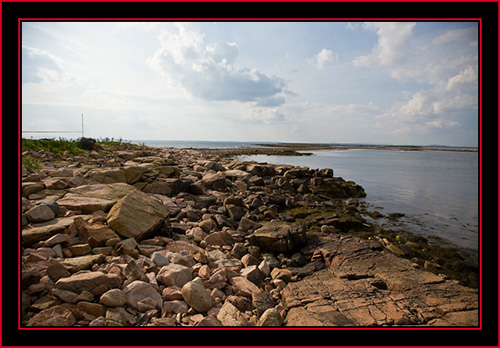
22, 138, 87, 156
21, 156, 42, 172
21, 137, 135, 156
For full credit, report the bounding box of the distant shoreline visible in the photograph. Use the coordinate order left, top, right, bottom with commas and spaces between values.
193, 142, 478, 158
255, 142, 478, 152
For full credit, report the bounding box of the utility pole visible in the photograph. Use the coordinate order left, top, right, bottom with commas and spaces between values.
81, 113, 84, 138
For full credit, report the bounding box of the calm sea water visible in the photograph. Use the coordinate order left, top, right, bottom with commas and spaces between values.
133, 140, 263, 149
238, 149, 479, 251
136, 140, 479, 251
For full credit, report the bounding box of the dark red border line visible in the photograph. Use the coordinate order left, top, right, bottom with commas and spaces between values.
17, 17, 483, 336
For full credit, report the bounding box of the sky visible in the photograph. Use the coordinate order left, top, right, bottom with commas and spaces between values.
21, 21, 479, 147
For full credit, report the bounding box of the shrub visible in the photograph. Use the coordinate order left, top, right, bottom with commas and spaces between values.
77, 137, 96, 151
22, 156, 42, 172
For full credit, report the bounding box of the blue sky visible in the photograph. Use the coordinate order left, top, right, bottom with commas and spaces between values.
21, 21, 479, 146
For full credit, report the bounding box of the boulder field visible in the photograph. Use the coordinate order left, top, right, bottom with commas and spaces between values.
20, 143, 478, 327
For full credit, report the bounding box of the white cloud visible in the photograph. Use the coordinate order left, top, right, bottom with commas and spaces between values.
445, 65, 477, 91
148, 23, 289, 105
353, 22, 416, 67
242, 108, 286, 124
375, 86, 477, 136
309, 48, 339, 69
22, 46, 72, 83
353, 22, 478, 143
432, 27, 477, 45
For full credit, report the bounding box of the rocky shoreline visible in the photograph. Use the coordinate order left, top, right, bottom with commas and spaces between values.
21, 141, 478, 327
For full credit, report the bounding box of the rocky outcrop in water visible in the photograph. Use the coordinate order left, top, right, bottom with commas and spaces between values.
20, 143, 478, 327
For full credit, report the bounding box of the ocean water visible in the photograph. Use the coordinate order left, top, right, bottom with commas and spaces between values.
136, 140, 479, 251
237, 149, 479, 251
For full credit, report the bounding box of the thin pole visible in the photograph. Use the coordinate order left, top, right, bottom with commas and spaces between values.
81, 113, 84, 138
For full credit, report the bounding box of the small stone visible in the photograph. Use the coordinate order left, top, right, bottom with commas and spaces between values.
257, 308, 283, 326
77, 301, 107, 318
240, 265, 264, 286
77, 290, 95, 302
162, 287, 183, 301
39, 233, 72, 247
252, 291, 276, 317
258, 260, 271, 277
386, 244, 405, 257
122, 280, 163, 312
271, 268, 293, 283
123, 259, 148, 282
46, 262, 71, 282
100, 289, 127, 307
162, 300, 189, 315
157, 263, 193, 288
26, 204, 55, 223
198, 265, 211, 279
55, 271, 122, 293
67, 243, 92, 256
52, 288, 79, 303
217, 301, 248, 326
230, 276, 260, 297
151, 252, 170, 267
26, 305, 76, 326
181, 277, 214, 313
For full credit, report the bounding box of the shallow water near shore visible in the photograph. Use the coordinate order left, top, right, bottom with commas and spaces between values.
238, 149, 479, 252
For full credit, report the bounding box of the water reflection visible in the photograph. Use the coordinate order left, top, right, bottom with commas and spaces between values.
238, 149, 479, 250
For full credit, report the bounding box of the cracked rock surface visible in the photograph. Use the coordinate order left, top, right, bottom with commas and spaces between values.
282, 234, 478, 326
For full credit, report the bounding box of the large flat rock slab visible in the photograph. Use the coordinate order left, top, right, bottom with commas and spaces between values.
57, 183, 137, 213
282, 235, 478, 326
22, 217, 83, 247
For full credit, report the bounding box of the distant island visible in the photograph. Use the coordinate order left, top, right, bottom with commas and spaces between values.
193, 142, 478, 158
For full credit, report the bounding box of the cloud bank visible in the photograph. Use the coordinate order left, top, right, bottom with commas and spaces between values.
353, 23, 478, 138
353, 22, 416, 67
148, 24, 288, 105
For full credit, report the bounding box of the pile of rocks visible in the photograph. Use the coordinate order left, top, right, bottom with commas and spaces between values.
21, 144, 478, 327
